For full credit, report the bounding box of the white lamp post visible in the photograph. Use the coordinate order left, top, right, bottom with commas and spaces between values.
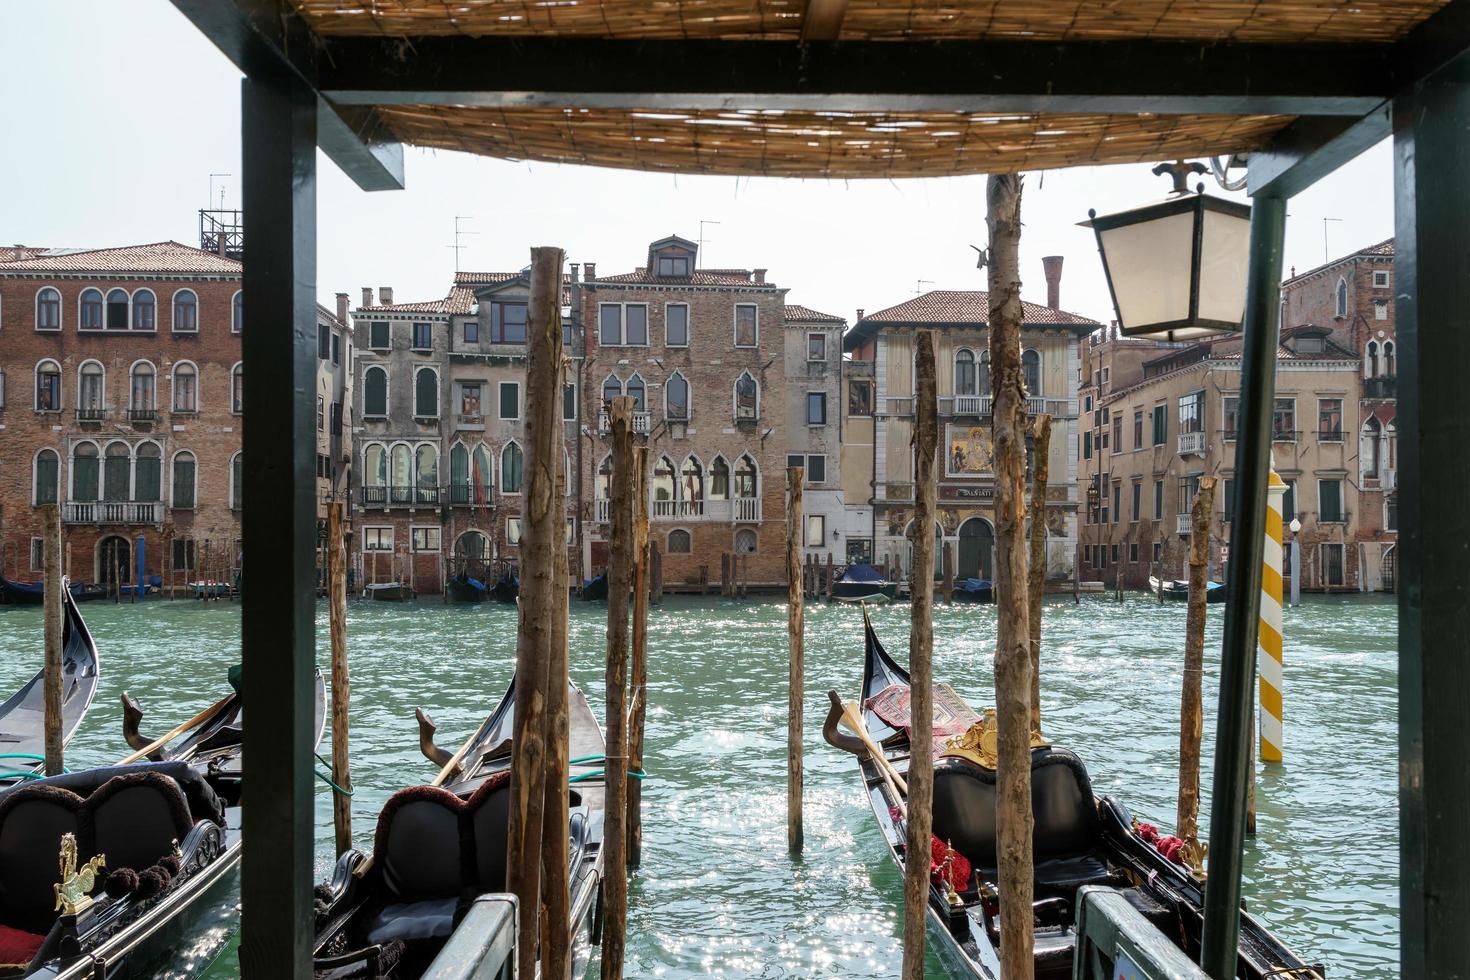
1084, 161, 1254, 342
1288, 517, 1302, 607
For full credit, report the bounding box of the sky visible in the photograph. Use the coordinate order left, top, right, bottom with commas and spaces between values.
2, 2, 1395, 327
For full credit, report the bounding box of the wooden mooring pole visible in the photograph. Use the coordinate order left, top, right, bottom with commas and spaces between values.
1177, 477, 1216, 850
600, 396, 636, 980
42, 505, 64, 775
1028, 414, 1052, 730
628, 446, 650, 871
902, 331, 939, 980
327, 501, 353, 855
941, 540, 954, 605
786, 466, 805, 856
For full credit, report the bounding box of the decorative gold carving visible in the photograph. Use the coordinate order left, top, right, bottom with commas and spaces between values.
1180, 839, 1209, 881
940, 709, 1048, 770
942, 840, 964, 907
53, 833, 106, 917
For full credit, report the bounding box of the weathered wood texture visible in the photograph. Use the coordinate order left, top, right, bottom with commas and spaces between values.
628, 446, 650, 871
42, 505, 63, 776
902, 331, 939, 980
1177, 477, 1216, 847
1027, 414, 1051, 731
987, 172, 1036, 980
786, 467, 805, 855
600, 396, 636, 980
327, 501, 353, 855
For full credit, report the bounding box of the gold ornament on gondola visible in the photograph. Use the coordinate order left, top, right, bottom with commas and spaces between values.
940, 709, 1048, 770
53, 833, 106, 917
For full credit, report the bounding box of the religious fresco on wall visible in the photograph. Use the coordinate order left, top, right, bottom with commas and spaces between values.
946, 423, 994, 476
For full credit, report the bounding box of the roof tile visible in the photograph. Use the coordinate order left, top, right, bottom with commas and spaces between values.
784, 304, 845, 323
0, 241, 241, 275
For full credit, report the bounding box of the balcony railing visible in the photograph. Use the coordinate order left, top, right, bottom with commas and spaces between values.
64, 500, 161, 525
1363, 376, 1397, 399
76, 407, 107, 422
733, 497, 761, 523
1317, 428, 1344, 443
596, 499, 610, 524
127, 407, 157, 422
597, 410, 652, 434
652, 499, 677, 518
954, 395, 991, 416
1176, 514, 1193, 535
1178, 430, 1207, 455
455, 413, 484, 429
360, 485, 444, 508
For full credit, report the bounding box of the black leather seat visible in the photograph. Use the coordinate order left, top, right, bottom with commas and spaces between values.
17, 761, 223, 828
88, 772, 194, 874
0, 785, 83, 934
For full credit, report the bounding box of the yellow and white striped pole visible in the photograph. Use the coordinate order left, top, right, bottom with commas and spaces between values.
1259, 465, 1286, 764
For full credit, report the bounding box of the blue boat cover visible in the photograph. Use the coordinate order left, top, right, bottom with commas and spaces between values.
839, 563, 886, 584
958, 578, 992, 592
466, 578, 487, 591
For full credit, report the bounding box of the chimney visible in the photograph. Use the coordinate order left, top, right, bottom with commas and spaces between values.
361, 287, 373, 309
569, 262, 580, 283
584, 262, 596, 282
335, 292, 350, 325
378, 286, 393, 306
1042, 255, 1064, 310
217, 233, 227, 258
856, 308, 865, 321
753, 268, 767, 284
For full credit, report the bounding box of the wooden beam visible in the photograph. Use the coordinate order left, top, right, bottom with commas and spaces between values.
1247, 109, 1390, 198
801, 0, 848, 42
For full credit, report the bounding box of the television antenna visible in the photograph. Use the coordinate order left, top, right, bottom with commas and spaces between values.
698, 219, 721, 263
446, 215, 478, 272
208, 173, 231, 210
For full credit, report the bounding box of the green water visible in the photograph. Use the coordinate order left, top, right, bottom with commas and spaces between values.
0, 593, 1398, 978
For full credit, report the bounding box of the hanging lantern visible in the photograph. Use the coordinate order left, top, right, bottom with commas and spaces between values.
1084, 162, 1252, 342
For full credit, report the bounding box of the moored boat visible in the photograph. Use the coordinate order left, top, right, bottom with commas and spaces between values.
311, 676, 605, 978
581, 570, 609, 601
0, 576, 108, 606
365, 582, 416, 602
822, 610, 1321, 979
0, 581, 101, 788
489, 571, 519, 604
952, 578, 994, 603
1149, 576, 1227, 604
444, 573, 488, 604
831, 564, 898, 603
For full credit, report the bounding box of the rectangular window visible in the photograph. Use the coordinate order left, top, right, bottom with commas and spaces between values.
1283, 480, 1296, 521
1223, 478, 1234, 517
848, 381, 873, 417
734, 304, 758, 347
173, 453, 195, 509
657, 255, 689, 277
807, 333, 827, 361
1111, 543, 1119, 564
1133, 410, 1143, 449
369, 321, 390, 350
460, 383, 482, 418
499, 382, 520, 420
1082, 431, 1092, 460
412, 527, 441, 552
807, 454, 826, 484
1178, 390, 1205, 434
1373, 270, 1390, 289
331, 332, 341, 365
1152, 404, 1167, 445
1153, 542, 1163, 564
563, 383, 576, 421
1319, 479, 1344, 522
599, 304, 621, 346
0, 370, 6, 409
1154, 479, 1164, 519
1179, 474, 1201, 516
806, 514, 825, 547
36, 369, 60, 412
172, 538, 195, 571
1131, 482, 1141, 522
506, 518, 522, 546
806, 392, 827, 425
318, 322, 330, 360
1223, 396, 1239, 441
411, 322, 432, 351
787, 453, 804, 472
1317, 398, 1343, 441
1111, 414, 1122, 453
1322, 543, 1345, 586
363, 527, 393, 552
463, 321, 479, 344
1112, 485, 1120, 524
1386, 492, 1398, 531
625, 305, 648, 345
1273, 398, 1297, 441
1374, 300, 1388, 320
1129, 543, 1139, 564
665, 304, 689, 346
30, 538, 44, 571
490, 301, 527, 343
598, 304, 647, 346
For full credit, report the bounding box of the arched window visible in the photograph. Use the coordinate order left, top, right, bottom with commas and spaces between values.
35, 359, 61, 411
230, 452, 243, 509
652, 456, 676, 510
390, 445, 412, 503
172, 451, 196, 509
666, 371, 690, 420
106, 289, 129, 330
681, 456, 704, 515
364, 366, 388, 417
33, 449, 59, 505
172, 361, 197, 413
1022, 348, 1042, 396
1365, 340, 1379, 379
1362, 416, 1383, 480
415, 367, 439, 418
955, 348, 976, 396
501, 442, 524, 494
231, 362, 244, 414
709, 456, 730, 501
132, 289, 156, 331
172, 289, 198, 332
72, 443, 99, 503
35, 287, 61, 330
602, 374, 622, 405
1335, 277, 1348, 317
734, 528, 758, 555
130, 361, 156, 411
734, 372, 758, 420
232, 291, 243, 333
415, 444, 439, 503
364, 444, 387, 504
734, 455, 758, 498
472, 444, 493, 501
103, 442, 131, 501
78, 361, 105, 412
596, 456, 613, 500
978, 349, 991, 398
135, 442, 162, 502
79, 288, 103, 330
668, 529, 693, 554
449, 443, 470, 504
455, 531, 488, 562
1383, 340, 1396, 376
625, 373, 646, 412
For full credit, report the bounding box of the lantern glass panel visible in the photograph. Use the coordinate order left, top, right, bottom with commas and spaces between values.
1098, 209, 1195, 331
1197, 207, 1252, 326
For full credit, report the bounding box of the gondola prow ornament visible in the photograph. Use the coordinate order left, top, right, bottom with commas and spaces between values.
54, 833, 106, 916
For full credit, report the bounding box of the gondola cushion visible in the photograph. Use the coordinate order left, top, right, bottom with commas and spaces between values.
0, 785, 83, 933
0, 923, 45, 972
87, 773, 194, 875
24, 762, 224, 828
371, 772, 512, 905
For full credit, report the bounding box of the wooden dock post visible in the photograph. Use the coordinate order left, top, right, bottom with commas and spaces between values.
720, 552, 730, 597
600, 396, 636, 980
628, 447, 650, 871
1028, 414, 1052, 730
786, 467, 805, 856
327, 501, 353, 855
825, 553, 835, 602
1177, 477, 1216, 849
42, 505, 64, 776
543, 344, 574, 980
987, 172, 1035, 977
650, 538, 663, 605
902, 331, 939, 980
941, 539, 954, 605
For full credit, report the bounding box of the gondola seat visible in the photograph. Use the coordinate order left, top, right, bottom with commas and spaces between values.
0, 784, 82, 935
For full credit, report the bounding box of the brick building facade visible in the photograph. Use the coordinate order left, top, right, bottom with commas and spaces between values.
782, 305, 847, 564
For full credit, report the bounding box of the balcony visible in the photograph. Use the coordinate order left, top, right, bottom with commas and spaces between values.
64, 501, 161, 525
1178, 430, 1207, 456
597, 410, 652, 434
1176, 514, 1193, 535
954, 395, 992, 416
1363, 376, 1397, 399
455, 413, 484, 429
733, 497, 761, 523
75, 407, 107, 422
1317, 428, 1344, 443
127, 407, 157, 423
596, 499, 611, 524
652, 499, 677, 519
359, 485, 444, 508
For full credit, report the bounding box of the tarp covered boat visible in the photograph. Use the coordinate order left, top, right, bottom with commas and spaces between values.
1149, 577, 1227, 604
953, 578, 994, 603
831, 564, 898, 603
0, 577, 108, 606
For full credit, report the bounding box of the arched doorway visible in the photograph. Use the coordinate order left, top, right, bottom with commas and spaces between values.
454, 530, 490, 578
98, 535, 132, 586
958, 518, 994, 581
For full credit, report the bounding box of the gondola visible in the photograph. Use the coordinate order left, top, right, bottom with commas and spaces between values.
365, 582, 416, 602
831, 564, 898, 603
0, 576, 108, 607
1149, 576, 1227, 604
952, 578, 994, 604
581, 570, 609, 601
0, 668, 327, 979
444, 574, 488, 604
489, 571, 519, 605
0, 581, 101, 788
822, 610, 1322, 980
312, 676, 605, 979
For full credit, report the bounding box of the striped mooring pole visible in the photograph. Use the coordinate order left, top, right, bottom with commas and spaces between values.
1259, 465, 1286, 764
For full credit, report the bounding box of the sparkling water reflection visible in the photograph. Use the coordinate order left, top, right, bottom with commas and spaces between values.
0, 593, 1397, 977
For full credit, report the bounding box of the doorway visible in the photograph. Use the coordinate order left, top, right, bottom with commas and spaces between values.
98, 535, 132, 586
958, 517, 994, 581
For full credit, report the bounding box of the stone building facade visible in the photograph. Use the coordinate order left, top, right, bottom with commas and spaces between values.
782, 304, 847, 565
0, 242, 246, 591
575, 236, 788, 586
841, 266, 1097, 585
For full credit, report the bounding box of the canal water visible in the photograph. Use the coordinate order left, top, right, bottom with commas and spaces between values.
0, 593, 1397, 977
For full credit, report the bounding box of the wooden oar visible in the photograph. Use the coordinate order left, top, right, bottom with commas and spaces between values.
837, 700, 909, 798
114, 694, 233, 766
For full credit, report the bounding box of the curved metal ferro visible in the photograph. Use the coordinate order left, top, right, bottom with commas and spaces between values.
121, 691, 165, 759
415, 707, 455, 767
822, 689, 865, 757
